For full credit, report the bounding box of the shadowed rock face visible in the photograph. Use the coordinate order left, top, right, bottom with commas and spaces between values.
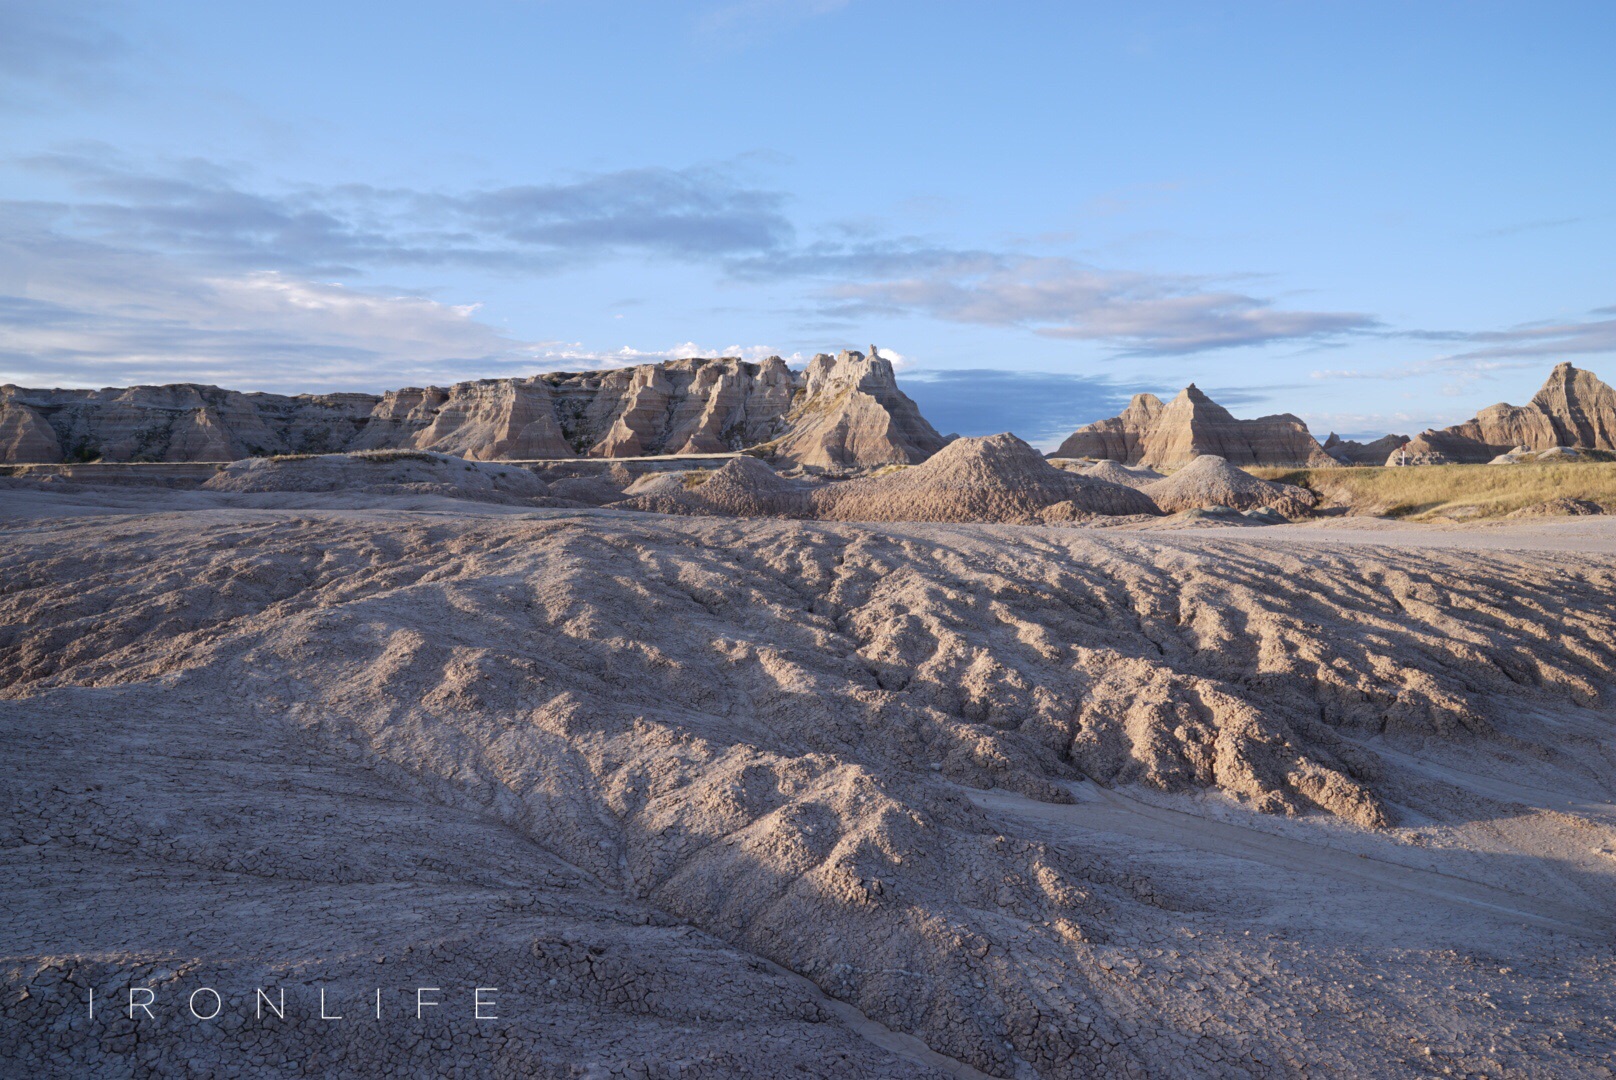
0, 352, 937, 470
0, 396, 63, 463
1054, 386, 1337, 468
1395, 362, 1616, 464
1051, 393, 1165, 464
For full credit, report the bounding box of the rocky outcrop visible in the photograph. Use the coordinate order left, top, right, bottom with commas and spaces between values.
354, 378, 576, 460
0, 383, 375, 463
1054, 385, 1338, 468
0, 352, 937, 469
761, 348, 948, 471
1392, 362, 1616, 465
1322, 432, 1410, 466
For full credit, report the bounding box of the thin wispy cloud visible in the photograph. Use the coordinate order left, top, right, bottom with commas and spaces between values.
1433, 309, 1616, 363
694, 0, 851, 50
5, 151, 1385, 370
1312, 305, 1616, 382
0, 1, 123, 105
17, 151, 796, 276
1473, 216, 1583, 240
0, 206, 804, 393
816, 255, 1378, 355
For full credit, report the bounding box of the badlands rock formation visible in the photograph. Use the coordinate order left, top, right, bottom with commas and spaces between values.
0, 350, 941, 471
759, 348, 948, 471
1054, 386, 1337, 469
1141, 455, 1317, 518
1395, 362, 1616, 464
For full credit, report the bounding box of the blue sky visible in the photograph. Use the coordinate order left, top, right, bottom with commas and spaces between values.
2, 1, 1612, 447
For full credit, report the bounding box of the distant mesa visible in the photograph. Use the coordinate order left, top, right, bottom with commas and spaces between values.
1052, 384, 1338, 469
1391, 362, 1616, 465
1322, 432, 1411, 466
0, 347, 943, 473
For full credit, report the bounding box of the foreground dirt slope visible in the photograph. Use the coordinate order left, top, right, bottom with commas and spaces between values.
2, 493, 1615, 1077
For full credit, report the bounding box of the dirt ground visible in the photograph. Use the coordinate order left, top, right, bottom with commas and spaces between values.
2, 482, 1613, 1078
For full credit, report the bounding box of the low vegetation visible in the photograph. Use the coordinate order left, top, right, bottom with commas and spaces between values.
1251, 460, 1616, 519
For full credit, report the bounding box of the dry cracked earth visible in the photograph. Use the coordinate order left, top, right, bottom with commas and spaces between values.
2, 484, 1615, 1078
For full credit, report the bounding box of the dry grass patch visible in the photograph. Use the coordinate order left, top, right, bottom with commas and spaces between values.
1250, 460, 1616, 519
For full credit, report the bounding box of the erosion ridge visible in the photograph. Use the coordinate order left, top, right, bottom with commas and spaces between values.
3, 493, 1616, 1075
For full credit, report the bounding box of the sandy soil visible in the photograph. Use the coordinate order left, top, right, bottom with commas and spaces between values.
2, 483, 1614, 1078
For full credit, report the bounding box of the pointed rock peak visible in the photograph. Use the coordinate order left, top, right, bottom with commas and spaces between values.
1167, 384, 1232, 420
1531, 360, 1614, 404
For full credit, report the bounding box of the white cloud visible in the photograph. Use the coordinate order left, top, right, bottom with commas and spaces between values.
822, 256, 1377, 355
0, 220, 801, 392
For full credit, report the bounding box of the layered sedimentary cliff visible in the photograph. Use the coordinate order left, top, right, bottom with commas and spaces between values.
0, 349, 941, 470
1395, 362, 1616, 464
1053, 384, 1337, 468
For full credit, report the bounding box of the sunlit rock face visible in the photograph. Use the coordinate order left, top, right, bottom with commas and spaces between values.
1395, 362, 1616, 464
0, 352, 942, 469
766, 348, 949, 471
1054, 384, 1337, 468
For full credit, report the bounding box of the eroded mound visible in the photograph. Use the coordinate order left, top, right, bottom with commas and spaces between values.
202, 450, 550, 504
1078, 460, 1165, 489
612, 456, 815, 517
543, 475, 628, 506
814, 434, 1160, 523
1143, 455, 1315, 517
